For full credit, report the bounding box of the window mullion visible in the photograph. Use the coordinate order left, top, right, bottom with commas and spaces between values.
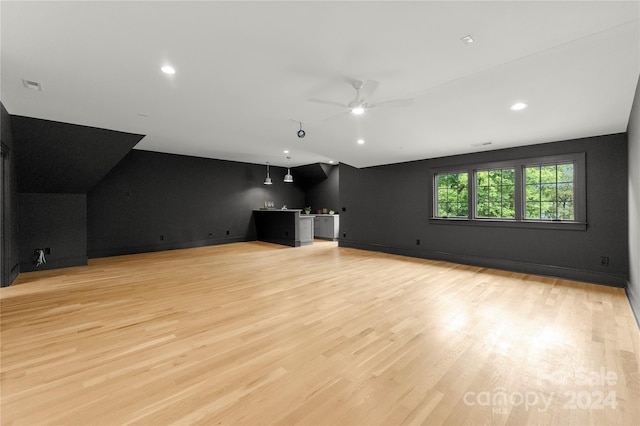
514, 164, 523, 221
468, 170, 474, 219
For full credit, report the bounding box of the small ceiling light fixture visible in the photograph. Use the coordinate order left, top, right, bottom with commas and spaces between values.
461, 35, 474, 45
263, 162, 273, 185
284, 157, 293, 183
357, 139, 365, 145
351, 106, 365, 115
510, 102, 528, 111
283, 150, 289, 154
161, 65, 176, 75
297, 121, 306, 138
22, 79, 42, 91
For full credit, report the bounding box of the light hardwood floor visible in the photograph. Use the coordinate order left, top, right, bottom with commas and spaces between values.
1, 241, 639, 425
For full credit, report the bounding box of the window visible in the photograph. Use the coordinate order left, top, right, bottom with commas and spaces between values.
430, 153, 586, 229
476, 168, 515, 219
436, 172, 468, 217
524, 163, 574, 220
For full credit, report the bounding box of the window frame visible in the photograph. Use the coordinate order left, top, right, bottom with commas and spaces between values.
429, 153, 586, 230
474, 166, 517, 220
434, 170, 470, 219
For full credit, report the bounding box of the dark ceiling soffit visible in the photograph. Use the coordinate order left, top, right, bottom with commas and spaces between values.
12, 115, 145, 194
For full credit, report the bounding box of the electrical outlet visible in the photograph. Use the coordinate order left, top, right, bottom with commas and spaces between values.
160, 235, 164, 241
226, 230, 230, 235
600, 256, 609, 266
416, 239, 420, 245
343, 232, 347, 238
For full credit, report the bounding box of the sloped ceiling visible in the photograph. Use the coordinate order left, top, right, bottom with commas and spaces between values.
1, 1, 639, 168
12, 116, 144, 193
292, 163, 334, 189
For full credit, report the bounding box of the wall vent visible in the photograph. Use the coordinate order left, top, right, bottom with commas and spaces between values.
22, 79, 42, 91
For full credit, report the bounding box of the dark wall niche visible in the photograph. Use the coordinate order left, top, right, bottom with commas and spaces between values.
305, 164, 339, 213
339, 133, 629, 287
88, 150, 306, 258
18, 193, 87, 272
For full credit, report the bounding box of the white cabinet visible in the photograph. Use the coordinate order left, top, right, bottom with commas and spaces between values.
313, 215, 339, 240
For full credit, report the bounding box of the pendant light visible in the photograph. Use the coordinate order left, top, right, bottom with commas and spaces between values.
284, 156, 293, 183
263, 162, 272, 185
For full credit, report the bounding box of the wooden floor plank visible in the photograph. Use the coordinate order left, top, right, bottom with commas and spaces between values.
1, 240, 638, 425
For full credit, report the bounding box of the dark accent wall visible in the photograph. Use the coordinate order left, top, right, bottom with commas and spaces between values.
305, 164, 339, 213
7, 114, 145, 276
88, 150, 305, 258
1, 103, 20, 286
18, 193, 87, 272
339, 133, 629, 287
627, 75, 640, 325
12, 116, 144, 193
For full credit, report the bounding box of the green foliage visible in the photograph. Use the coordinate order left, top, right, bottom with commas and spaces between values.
436, 172, 468, 217
476, 168, 515, 218
524, 163, 574, 220
436, 161, 575, 221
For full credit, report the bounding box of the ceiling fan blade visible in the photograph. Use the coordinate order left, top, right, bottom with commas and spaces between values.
308, 98, 349, 108
359, 80, 380, 101
322, 111, 351, 122
372, 98, 415, 108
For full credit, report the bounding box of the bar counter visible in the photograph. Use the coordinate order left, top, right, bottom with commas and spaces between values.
253, 209, 315, 247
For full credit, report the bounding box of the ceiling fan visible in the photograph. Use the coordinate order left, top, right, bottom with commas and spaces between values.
308, 80, 414, 118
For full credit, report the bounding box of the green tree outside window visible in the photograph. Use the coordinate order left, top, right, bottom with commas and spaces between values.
436, 172, 468, 217
476, 168, 515, 219
525, 163, 574, 220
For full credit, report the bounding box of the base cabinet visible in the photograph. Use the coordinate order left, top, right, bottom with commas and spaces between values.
313, 215, 339, 241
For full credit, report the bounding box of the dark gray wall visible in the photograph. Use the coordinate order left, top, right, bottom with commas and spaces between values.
1, 103, 20, 286
339, 133, 629, 287
7, 114, 145, 276
627, 76, 640, 324
12, 116, 143, 193
18, 193, 87, 272
305, 164, 339, 213
88, 150, 306, 257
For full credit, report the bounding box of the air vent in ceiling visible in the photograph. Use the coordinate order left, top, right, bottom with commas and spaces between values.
22, 79, 42, 91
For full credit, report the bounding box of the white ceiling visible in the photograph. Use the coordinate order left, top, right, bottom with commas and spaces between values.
2, 1, 639, 168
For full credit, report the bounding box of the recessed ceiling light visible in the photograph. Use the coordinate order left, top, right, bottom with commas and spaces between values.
357, 139, 365, 145
329, 160, 334, 164
161, 65, 176, 75
22, 79, 42, 91
283, 150, 289, 154
461, 35, 474, 44
351, 106, 365, 115
510, 102, 528, 111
